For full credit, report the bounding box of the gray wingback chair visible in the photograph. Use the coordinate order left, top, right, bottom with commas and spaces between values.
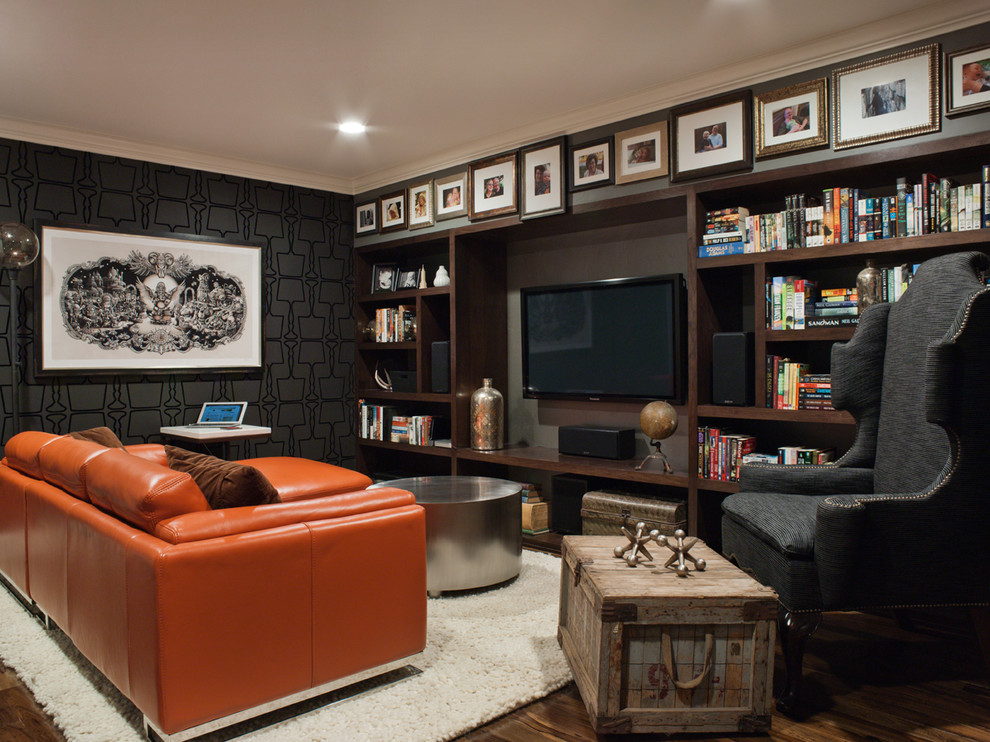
721, 250, 990, 713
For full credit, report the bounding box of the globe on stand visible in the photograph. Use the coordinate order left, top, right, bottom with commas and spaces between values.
635, 400, 678, 473
0, 222, 40, 269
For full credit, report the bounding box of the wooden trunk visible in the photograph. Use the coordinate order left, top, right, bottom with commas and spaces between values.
557, 535, 777, 735
580, 491, 686, 536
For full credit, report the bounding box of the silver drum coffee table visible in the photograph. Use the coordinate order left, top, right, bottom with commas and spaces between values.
370, 475, 522, 597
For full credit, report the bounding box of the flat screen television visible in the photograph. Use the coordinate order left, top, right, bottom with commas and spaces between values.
521, 274, 686, 403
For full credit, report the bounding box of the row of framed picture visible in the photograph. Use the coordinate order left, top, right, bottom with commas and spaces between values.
357, 41, 990, 235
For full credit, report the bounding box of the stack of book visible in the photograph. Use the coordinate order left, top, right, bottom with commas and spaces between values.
697, 426, 756, 482
388, 415, 436, 446
767, 276, 817, 329
805, 286, 858, 328
797, 373, 833, 411
776, 446, 836, 465
520, 483, 549, 535
358, 401, 397, 441
699, 208, 749, 257
374, 305, 416, 342
766, 357, 809, 410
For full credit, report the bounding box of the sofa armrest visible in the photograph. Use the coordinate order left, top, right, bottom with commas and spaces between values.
737, 463, 874, 496
154, 487, 415, 543
235, 457, 373, 502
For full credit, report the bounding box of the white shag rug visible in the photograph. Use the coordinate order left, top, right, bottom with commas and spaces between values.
0, 549, 572, 742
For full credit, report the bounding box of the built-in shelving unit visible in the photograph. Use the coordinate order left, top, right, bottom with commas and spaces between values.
354, 130, 990, 545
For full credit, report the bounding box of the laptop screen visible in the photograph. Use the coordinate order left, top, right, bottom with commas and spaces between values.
196, 402, 247, 425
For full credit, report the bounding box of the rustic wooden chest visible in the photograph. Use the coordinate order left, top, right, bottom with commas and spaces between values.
580, 491, 686, 536
557, 535, 778, 735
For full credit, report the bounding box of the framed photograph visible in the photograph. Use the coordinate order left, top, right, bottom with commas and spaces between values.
407, 181, 434, 229
371, 263, 398, 294
569, 138, 613, 191
396, 269, 419, 290
379, 191, 407, 233
615, 123, 668, 184
670, 90, 753, 182
37, 223, 262, 374
435, 173, 467, 221
355, 201, 378, 235
755, 78, 829, 159
520, 138, 565, 220
468, 152, 517, 221
833, 43, 940, 151
946, 43, 990, 117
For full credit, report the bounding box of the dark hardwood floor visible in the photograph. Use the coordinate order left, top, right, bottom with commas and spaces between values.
2, 607, 988, 741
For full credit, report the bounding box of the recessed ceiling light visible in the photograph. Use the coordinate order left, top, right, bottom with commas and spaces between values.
339, 121, 366, 134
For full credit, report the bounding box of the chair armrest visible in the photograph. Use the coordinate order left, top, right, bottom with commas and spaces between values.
737, 463, 874, 496
154, 487, 416, 543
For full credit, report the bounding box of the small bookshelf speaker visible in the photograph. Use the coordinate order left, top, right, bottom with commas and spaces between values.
712, 332, 754, 406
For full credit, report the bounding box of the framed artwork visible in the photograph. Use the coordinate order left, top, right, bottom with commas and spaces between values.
754, 78, 829, 159
37, 223, 262, 374
371, 263, 398, 294
355, 201, 378, 235
569, 138, 613, 191
946, 43, 990, 117
396, 269, 419, 290
468, 152, 518, 221
520, 138, 566, 220
379, 191, 407, 233
435, 173, 467, 221
833, 43, 940, 151
615, 122, 668, 184
407, 180, 434, 230
670, 90, 753, 182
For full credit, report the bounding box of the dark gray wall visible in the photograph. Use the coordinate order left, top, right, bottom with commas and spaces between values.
0, 138, 355, 462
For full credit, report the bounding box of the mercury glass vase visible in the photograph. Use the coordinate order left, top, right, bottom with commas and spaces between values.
470, 378, 504, 450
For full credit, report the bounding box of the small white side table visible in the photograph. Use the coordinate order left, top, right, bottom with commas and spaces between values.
160, 424, 271, 458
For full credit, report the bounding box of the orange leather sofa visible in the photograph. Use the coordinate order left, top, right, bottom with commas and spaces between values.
0, 431, 426, 739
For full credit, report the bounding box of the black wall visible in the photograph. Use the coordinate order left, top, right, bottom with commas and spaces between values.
0, 138, 356, 463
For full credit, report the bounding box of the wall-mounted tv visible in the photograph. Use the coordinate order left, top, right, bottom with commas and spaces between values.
521, 274, 686, 403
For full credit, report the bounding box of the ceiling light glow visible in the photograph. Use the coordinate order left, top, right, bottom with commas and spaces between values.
339, 121, 366, 134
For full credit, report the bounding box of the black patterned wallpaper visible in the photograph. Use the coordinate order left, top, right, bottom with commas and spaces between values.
0, 138, 356, 464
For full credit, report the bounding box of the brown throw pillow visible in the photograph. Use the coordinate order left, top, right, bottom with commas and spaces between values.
164, 446, 280, 510
68, 427, 125, 448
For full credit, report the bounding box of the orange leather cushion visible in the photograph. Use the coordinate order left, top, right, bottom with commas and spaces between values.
38, 436, 115, 501
4, 431, 61, 479
125, 444, 169, 467
67, 427, 125, 448
236, 457, 373, 502
84, 448, 210, 533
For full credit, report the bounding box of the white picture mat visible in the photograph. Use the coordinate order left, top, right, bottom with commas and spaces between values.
435, 175, 466, 217
408, 183, 433, 226
472, 161, 514, 212
618, 130, 662, 177
763, 92, 821, 146
950, 47, 990, 111
523, 146, 563, 214
356, 203, 377, 233
572, 144, 610, 184
837, 53, 931, 139
41, 227, 262, 371
381, 195, 404, 227
676, 100, 744, 170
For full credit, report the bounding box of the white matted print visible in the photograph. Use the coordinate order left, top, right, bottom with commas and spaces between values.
468, 153, 517, 221
435, 173, 467, 220
521, 138, 565, 219
946, 43, 990, 117
569, 138, 613, 191
407, 181, 434, 229
615, 123, 668, 184
671, 93, 751, 182
39, 224, 262, 373
754, 78, 828, 159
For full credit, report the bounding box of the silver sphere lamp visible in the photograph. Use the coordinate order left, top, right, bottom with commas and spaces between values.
1, 223, 41, 437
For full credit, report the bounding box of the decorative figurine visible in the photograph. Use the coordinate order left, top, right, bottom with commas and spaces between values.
419, 265, 428, 289
433, 265, 450, 287
635, 400, 678, 473
656, 529, 707, 577
613, 521, 660, 567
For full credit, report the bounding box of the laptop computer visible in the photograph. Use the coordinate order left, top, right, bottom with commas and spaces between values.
187, 402, 248, 427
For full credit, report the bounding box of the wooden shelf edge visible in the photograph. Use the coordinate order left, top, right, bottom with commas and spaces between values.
356, 389, 451, 403
356, 439, 454, 457
696, 405, 855, 424
357, 287, 450, 303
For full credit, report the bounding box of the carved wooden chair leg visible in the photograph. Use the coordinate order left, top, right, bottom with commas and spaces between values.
776, 607, 822, 715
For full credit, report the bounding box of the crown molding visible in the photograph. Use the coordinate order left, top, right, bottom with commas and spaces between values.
353, 3, 990, 194
0, 116, 355, 195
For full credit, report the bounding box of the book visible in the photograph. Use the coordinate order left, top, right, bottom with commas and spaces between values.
806, 315, 860, 327
698, 241, 746, 257
521, 501, 549, 533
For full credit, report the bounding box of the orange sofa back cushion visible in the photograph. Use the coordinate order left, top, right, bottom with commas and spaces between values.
38, 436, 115, 501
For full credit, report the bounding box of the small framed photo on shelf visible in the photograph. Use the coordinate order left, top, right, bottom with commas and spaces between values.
833, 43, 940, 150
520, 138, 565, 220
468, 152, 518, 221
379, 191, 407, 233
569, 138, 613, 191
754, 78, 829, 159
435, 173, 467, 221
396, 269, 419, 290
355, 201, 378, 235
670, 90, 752, 182
407, 181, 434, 229
615, 122, 668, 184
945, 43, 990, 117
371, 263, 398, 294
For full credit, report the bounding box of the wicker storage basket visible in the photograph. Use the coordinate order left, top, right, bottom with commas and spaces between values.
581, 491, 686, 536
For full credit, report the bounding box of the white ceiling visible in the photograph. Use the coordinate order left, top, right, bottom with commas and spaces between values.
1, 0, 988, 196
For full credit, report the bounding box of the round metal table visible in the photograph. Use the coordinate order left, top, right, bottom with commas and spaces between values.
370, 475, 522, 597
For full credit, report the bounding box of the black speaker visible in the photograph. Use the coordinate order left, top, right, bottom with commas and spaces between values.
712, 332, 754, 406
390, 369, 417, 393
558, 425, 636, 460
551, 474, 588, 534
431, 341, 450, 393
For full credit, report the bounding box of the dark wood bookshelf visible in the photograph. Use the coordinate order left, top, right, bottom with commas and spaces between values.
355, 438, 454, 458
356, 286, 450, 303
696, 405, 855, 424
355, 389, 450, 403
765, 327, 857, 342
